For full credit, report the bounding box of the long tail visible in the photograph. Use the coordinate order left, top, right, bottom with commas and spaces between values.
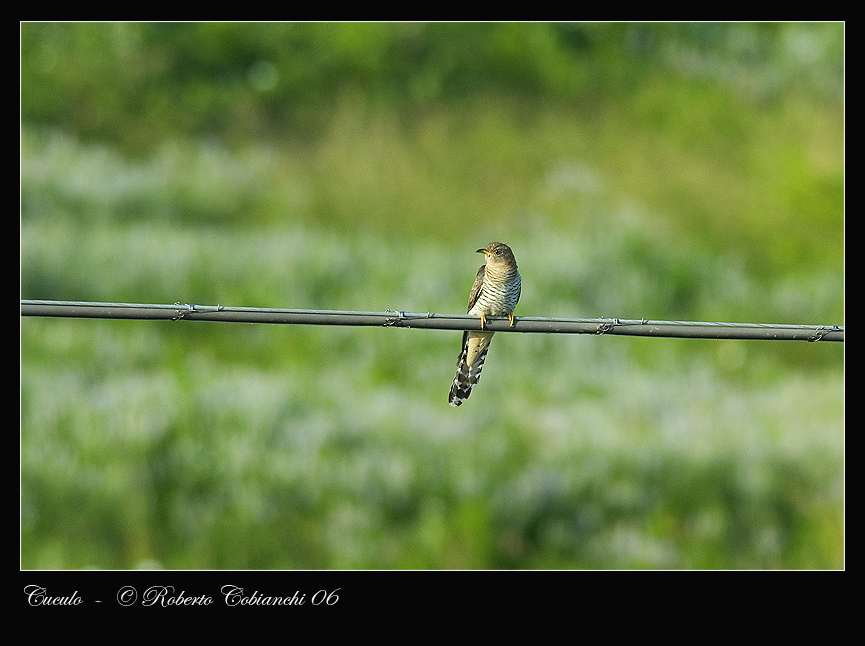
449, 332, 492, 406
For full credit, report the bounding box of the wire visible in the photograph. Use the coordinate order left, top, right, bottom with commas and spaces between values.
20, 300, 844, 342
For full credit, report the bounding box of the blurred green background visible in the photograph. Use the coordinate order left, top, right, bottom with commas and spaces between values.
21, 22, 844, 569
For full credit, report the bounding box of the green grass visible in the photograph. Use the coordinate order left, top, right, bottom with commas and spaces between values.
21, 24, 844, 569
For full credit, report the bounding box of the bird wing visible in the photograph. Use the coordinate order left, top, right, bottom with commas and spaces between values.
459, 265, 487, 353
467, 265, 485, 313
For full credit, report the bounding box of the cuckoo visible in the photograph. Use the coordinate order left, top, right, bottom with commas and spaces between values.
449, 242, 521, 406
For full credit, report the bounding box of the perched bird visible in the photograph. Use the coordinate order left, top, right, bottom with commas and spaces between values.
449, 242, 521, 406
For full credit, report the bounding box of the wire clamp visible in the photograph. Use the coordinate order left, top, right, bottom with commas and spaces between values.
172, 302, 196, 320
809, 325, 839, 342
383, 309, 405, 327
596, 318, 620, 335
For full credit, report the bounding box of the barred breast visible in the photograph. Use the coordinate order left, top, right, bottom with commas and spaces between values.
470, 266, 521, 316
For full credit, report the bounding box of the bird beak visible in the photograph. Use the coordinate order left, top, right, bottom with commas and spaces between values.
476, 248, 487, 254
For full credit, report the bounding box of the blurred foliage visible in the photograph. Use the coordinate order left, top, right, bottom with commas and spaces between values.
22, 23, 842, 149
21, 22, 843, 569
21, 22, 844, 278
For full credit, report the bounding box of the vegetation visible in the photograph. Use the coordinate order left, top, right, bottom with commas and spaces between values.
21, 22, 843, 569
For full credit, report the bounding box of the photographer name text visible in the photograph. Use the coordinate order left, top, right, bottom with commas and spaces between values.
23, 584, 341, 608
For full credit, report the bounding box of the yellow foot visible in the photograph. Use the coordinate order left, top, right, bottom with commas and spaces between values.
508, 313, 516, 327
480, 314, 487, 330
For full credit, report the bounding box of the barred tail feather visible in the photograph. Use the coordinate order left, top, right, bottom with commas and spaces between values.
449, 342, 490, 406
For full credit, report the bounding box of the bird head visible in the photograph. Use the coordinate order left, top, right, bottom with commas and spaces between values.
477, 242, 517, 268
